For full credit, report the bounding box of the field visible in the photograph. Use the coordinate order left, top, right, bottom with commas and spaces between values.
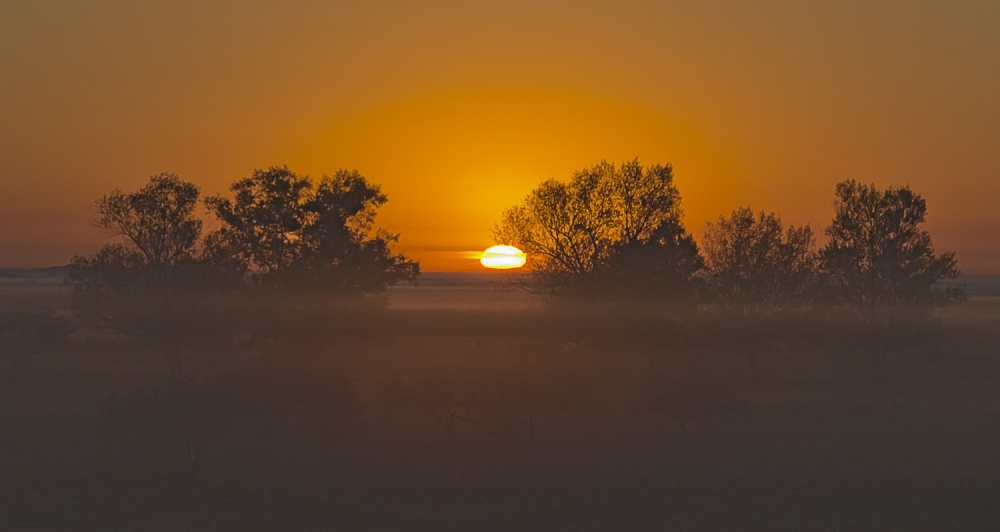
2, 270, 1000, 531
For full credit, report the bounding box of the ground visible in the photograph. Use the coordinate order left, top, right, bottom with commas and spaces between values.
1, 270, 999, 531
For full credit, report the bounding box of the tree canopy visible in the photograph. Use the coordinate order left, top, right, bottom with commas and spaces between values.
69, 174, 216, 377
821, 180, 961, 319
205, 166, 418, 293
89, 173, 202, 277
702, 207, 816, 314
70, 173, 207, 301
492, 159, 700, 298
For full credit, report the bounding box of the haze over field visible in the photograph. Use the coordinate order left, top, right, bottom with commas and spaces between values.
2, 0, 999, 271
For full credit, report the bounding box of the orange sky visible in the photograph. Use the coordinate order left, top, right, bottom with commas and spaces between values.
1, 1, 998, 272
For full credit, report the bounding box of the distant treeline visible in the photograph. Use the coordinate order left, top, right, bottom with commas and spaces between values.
0, 266, 71, 279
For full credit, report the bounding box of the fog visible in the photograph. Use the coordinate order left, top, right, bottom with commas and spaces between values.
1, 269, 999, 530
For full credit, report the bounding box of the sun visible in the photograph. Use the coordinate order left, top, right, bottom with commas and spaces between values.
480, 245, 526, 270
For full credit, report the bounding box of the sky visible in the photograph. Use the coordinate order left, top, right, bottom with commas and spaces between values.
1, 0, 998, 272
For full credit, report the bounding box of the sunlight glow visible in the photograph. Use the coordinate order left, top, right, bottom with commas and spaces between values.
480, 245, 527, 270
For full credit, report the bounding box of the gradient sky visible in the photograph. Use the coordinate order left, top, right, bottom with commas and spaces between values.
1, 0, 998, 272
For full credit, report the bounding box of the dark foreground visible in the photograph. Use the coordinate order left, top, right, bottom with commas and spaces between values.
2, 285, 1000, 530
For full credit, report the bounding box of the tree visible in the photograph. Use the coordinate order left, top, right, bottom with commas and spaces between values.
203, 167, 312, 279
70, 174, 208, 317
702, 207, 817, 314
69, 173, 221, 380
492, 158, 701, 299
821, 180, 961, 320
300, 170, 419, 292
205, 166, 418, 293
90, 173, 202, 279
587, 218, 704, 303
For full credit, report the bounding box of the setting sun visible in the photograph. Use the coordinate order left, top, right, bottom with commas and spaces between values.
480, 245, 526, 270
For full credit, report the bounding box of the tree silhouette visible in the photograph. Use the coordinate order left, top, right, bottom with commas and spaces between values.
69, 174, 209, 314
204, 167, 312, 279
86, 172, 202, 279
301, 170, 419, 293
69, 174, 223, 380
492, 158, 700, 298
821, 180, 961, 321
587, 218, 703, 303
702, 207, 816, 314
205, 166, 418, 293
